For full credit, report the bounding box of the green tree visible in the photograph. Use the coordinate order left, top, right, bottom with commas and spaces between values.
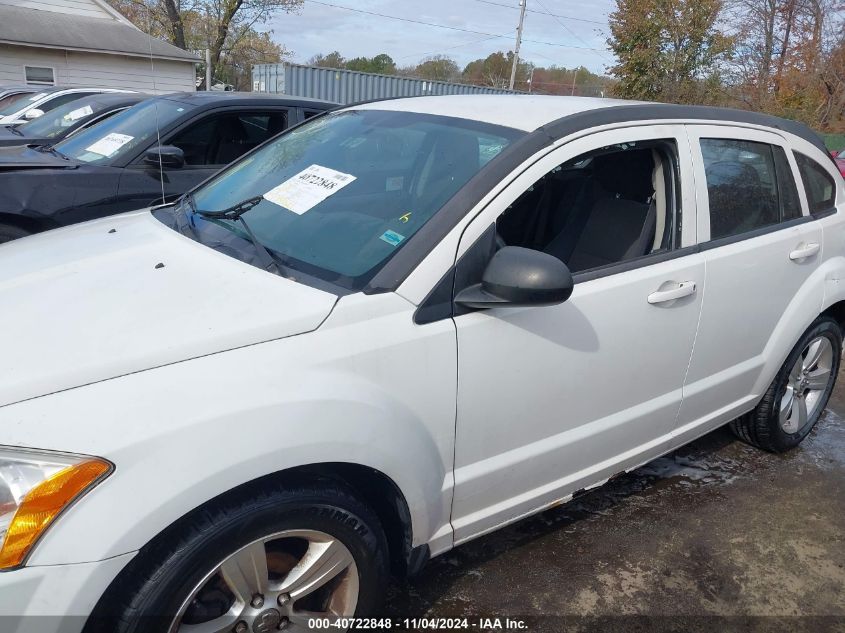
307, 51, 346, 69
462, 51, 531, 89
345, 54, 397, 74
607, 0, 733, 103
414, 55, 460, 82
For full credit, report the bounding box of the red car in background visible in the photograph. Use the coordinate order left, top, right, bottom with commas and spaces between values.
831, 150, 845, 178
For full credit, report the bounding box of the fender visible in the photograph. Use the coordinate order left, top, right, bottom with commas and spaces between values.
1, 293, 458, 567
751, 258, 830, 396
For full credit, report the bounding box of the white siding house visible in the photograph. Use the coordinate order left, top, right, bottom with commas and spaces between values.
0, 0, 198, 93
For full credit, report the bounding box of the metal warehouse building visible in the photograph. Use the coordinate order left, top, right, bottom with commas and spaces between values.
0, 0, 198, 93
253, 62, 517, 104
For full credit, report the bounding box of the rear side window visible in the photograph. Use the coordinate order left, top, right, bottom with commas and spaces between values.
795, 152, 836, 215
701, 138, 802, 240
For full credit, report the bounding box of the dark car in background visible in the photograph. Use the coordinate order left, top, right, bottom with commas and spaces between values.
0, 92, 335, 243
0, 93, 147, 148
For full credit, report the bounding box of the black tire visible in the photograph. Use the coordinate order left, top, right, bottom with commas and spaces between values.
0, 222, 31, 244
731, 316, 842, 452
86, 479, 389, 633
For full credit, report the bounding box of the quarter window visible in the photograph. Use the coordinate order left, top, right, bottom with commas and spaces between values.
701, 138, 802, 240
795, 152, 836, 215
496, 140, 678, 274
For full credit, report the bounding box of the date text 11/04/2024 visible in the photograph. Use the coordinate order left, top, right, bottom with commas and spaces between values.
307, 618, 529, 630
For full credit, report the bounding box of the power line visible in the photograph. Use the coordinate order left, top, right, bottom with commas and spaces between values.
532, 0, 613, 62
471, 0, 608, 26
303, 0, 611, 54
397, 33, 507, 60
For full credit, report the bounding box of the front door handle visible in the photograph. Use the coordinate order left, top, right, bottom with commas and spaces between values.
648, 281, 696, 304
789, 243, 820, 261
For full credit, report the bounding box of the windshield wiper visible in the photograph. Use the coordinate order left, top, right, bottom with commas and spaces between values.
6, 125, 23, 136
193, 195, 287, 275
35, 144, 67, 159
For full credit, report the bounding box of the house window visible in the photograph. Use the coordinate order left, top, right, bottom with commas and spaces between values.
24, 66, 55, 86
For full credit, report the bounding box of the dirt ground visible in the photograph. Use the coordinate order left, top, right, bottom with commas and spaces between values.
386, 369, 845, 633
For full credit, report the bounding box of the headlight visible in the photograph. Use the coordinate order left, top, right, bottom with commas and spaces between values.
0, 447, 111, 570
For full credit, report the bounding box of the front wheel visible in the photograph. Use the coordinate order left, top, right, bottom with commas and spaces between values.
87, 481, 389, 633
731, 316, 841, 452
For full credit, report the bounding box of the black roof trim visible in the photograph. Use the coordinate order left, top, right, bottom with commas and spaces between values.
363, 102, 829, 294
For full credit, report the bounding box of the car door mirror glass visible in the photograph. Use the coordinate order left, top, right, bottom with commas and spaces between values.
455, 246, 574, 309
144, 145, 185, 169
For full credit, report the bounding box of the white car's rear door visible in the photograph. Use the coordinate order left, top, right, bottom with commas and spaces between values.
674, 125, 824, 443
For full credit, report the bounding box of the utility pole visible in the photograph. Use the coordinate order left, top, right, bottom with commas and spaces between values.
205, 48, 211, 91
509, 0, 526, 91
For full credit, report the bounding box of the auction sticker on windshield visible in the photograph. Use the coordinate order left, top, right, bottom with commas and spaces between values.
264, 164, 356, 215
85, 133, 134, 157
65, 105, 94, 122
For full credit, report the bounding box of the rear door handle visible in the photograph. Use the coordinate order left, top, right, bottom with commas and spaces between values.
648, 281, 696, 304
789, 243, 820, 261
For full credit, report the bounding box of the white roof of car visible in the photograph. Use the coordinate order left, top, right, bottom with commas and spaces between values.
350, 95, 648, 132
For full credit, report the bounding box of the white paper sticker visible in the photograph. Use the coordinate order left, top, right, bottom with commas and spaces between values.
264, 164, 356, 215
84, 133, 134, 157
64, 105, 93, 122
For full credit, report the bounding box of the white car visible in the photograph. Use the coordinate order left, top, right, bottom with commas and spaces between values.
1, 95, 843, 632
0, 87, 136, 126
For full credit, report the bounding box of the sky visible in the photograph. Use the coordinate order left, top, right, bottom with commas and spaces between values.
265, 0, 618, 75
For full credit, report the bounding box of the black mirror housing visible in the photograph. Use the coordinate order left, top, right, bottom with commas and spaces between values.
144, 145, 185, 169
455, 246, 574, 309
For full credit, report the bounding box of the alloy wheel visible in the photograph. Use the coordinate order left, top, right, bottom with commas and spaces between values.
780, 335, 834, 434
170, 529, 359, 633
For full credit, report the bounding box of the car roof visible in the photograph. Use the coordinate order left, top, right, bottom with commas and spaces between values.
84, 92, 147, 108
160, 92, 337, 109
350, 95, 642, 132
349, 94, 826, 154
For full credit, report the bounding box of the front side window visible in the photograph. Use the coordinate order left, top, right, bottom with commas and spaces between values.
167, 112, 287, 166
795, 152, 836, 215
56, 99, 194, 164
188, 110, 521, 289
496, 140, 678, 274
25, 66, 54, 86
701, 138, 801, 241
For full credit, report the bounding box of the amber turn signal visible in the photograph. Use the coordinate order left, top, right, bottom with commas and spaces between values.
0, 459, 111, 569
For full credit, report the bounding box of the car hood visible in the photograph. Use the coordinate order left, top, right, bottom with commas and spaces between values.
0, 211, 338, 408
0, 143, 73, 169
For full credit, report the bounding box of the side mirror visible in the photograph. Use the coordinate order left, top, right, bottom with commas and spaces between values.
455, 246, 574, 309
144, 145, 185, 169
24, 108, 44, 120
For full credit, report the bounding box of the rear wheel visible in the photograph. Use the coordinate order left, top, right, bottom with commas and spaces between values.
731, 316, 841, 452
87, 481, 389, 633
0, 222, 31, 244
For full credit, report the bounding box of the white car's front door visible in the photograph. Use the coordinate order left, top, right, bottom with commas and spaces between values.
449, 125, 705, 543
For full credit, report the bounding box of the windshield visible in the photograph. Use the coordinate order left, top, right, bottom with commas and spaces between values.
55, 98, 192, 164
189, 109, 522, 290
0, 90, 58, 116
0, 92, 34, 114
17, 97, 106, 139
